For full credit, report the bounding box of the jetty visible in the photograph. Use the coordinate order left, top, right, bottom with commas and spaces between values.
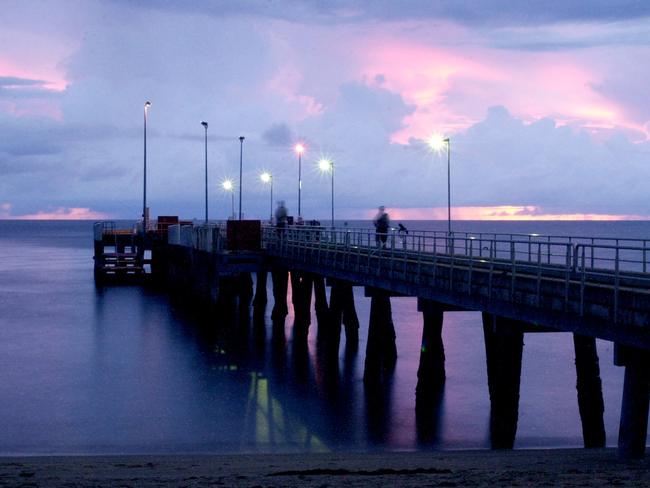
93, 218, 650, 458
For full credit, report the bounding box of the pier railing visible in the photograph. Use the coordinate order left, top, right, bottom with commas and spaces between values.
167, 223, 227, 252
262, 224, 650, 324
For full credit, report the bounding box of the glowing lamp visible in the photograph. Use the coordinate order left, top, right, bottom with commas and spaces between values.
427, 133, 448, 152
294, 143, 305, 154
222, 179, 233, 191
260, 172, 272, 183
318, 158, 332, 172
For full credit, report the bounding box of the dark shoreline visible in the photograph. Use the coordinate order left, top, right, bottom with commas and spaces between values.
2, 448, 650, 487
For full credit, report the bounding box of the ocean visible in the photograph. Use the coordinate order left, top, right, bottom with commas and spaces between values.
0, 219, 648, 455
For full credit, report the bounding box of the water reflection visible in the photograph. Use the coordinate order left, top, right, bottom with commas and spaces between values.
94, 283, 437, 454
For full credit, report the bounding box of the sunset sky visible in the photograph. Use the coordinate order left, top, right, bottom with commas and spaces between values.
2, 1, 650, 220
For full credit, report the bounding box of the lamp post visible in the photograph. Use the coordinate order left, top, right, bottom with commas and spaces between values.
427, 134, 452, 235
260, 172, 273, 222
294, 143, 305, 218
223, 179, 234, 220
238, 136, 245, 220
201, 121, 208, 224
318, 158, 334, 228
143, 101, 151, 230
445, 138, 451, 234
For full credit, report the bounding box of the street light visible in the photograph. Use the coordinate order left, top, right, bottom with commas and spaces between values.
239, 136, 245, 220
222, 179, 235, 220
294, 143, 305, 218
318, 158, 334, 228
427, 133, 451, 235
143, 101, 151, 230
260, 172, 273, 222
201, 121, 208, 224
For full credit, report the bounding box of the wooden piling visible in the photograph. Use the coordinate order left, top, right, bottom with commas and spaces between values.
271, 268, 289, 321
341, 283, 360, 348
323, 280, 358, 353
291, 271, 313, 336
416, 300, 446, 401
482, 312, 524, 449
363, 289, 397, 385
573, 334, 606, 448
237, 272, 253, 323
313, 275, 329, 334
253, 270, 268, 307
616, 345, 650, 459
328, 282, 344, 354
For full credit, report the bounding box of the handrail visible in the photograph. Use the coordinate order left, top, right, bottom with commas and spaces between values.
161, 221, 650, 281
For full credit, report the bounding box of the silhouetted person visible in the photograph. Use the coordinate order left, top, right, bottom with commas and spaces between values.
373, 206, 390, 248
397, 222, 408, 247
275, 201, 288, 235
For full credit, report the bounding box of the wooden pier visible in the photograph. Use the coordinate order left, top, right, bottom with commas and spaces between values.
93, 219, 650, 458
93, 222, 145, 280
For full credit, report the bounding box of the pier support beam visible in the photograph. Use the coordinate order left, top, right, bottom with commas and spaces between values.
328, 282, 344, 352
341, 283, 360, 348
324, 280, 359, 355
416, 299, 446, 401
291, 271, 313, 337
364, 289, 397, 385
482, 313, 524, 449
238, 272, 253, 307
313, 275, 329, 333
573, 334, 606, 448
616, 344, 650, 459
271, 268, 289, 321
253, 270, 268, 308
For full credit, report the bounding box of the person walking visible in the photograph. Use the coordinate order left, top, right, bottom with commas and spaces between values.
373, 206, 390, 249
275, 201, 288, 235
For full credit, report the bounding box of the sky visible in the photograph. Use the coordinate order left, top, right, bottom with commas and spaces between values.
2, 0, 650, 220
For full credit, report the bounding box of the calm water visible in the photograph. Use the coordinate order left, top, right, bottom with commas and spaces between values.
1, 219, 648, 455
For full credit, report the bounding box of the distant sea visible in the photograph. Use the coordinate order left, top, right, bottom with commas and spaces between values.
1, 219, 649, 455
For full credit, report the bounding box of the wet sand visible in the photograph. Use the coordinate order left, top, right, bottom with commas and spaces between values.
2, 448, 650, 487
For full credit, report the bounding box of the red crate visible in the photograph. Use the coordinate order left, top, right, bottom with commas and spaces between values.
226, 220, 261, 251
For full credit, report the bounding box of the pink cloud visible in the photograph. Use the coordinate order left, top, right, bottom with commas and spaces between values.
362, 206, 650, 221
0, 58, 67, 120
348, 28, 646, 142
265, 66, 324, 119
0, 203, 110, 220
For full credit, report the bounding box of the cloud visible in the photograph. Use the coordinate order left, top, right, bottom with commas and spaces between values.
0, 76, 48, 87
108, 0, 650, 27
376, 206, 650, 221
2, 1, 650, 221
262, 123, 294, 147
0, 202, 110, 220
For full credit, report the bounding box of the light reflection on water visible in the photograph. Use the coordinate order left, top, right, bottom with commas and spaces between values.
0, 220, 643, 455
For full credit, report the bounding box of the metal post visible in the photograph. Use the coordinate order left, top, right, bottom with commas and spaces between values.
202, 121, 208, 224
270, 176, 273, 222
143, 101, 151, 229
239, 136, 244, 220
298, 151, 302, 218
331, 162, 334, 228
446, 138, 451, 235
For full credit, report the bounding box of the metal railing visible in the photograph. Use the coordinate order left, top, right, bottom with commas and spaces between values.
262, 224, 650, 324
167, 223, 227, 252
161, 221, 650, 324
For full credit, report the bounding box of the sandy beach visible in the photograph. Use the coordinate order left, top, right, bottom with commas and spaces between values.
1, 448, 650, 487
